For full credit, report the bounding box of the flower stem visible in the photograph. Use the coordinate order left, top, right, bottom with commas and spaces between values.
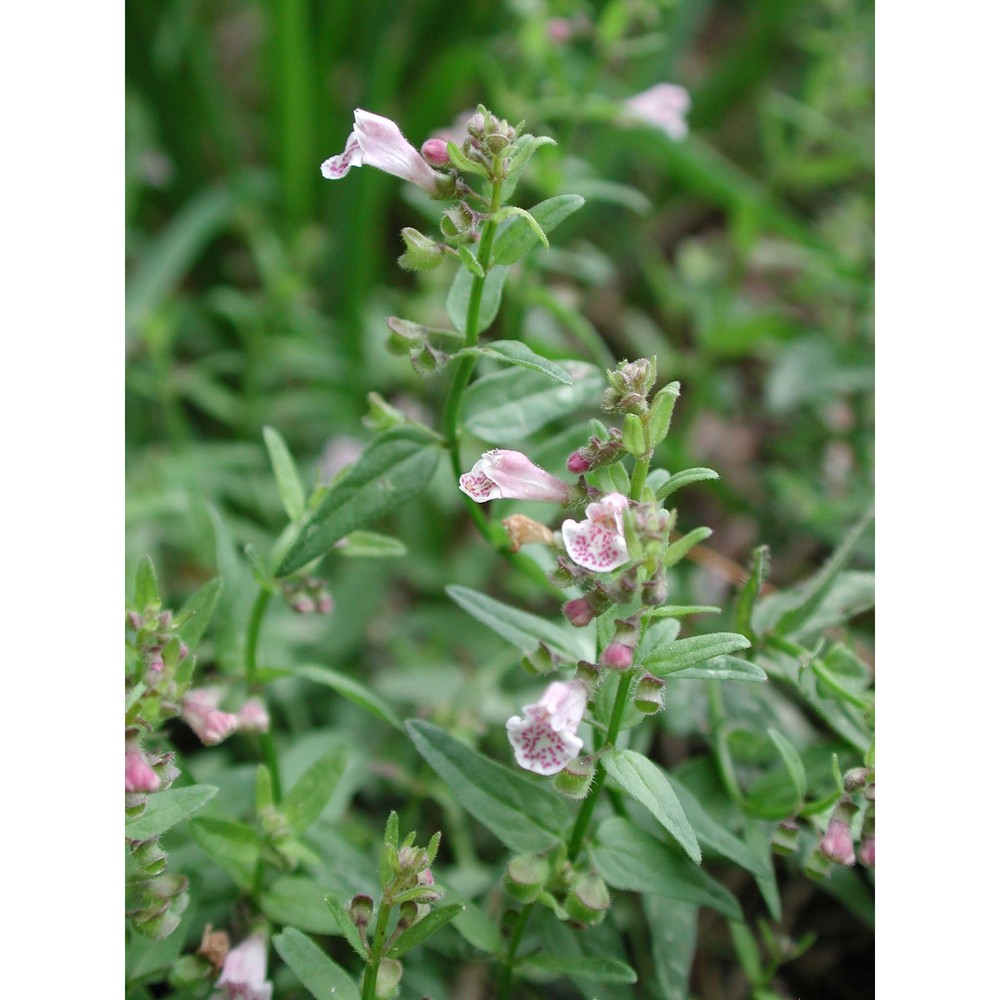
567, 670, 632, 860
245, 587, 282, 802
497, 902, 535, 1000
360, 900, 393, 1000
629, 453, 651, 501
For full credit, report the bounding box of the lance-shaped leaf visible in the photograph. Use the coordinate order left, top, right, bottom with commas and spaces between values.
655, 467, 720, 502
278, 428, 440, 576
668, 655, 767, 683
593, 818, 742, 921
272, 928, 361, 1000
459, 340, 574, 384
462, 364, 604, 443
125, 785, 218, 841
388, 903, 465, 958
263, 425, 305, 522
492, 194, 585, 265
642, 632, 751, 677
281, 748, 348, 836
603, 750, 701, 864
517, 955, 637, 984
295, 664, 403, 731
446, 585, 590, 661
407, 720, 570, 853
446, 264, 510, 334
190, 817, 259, 890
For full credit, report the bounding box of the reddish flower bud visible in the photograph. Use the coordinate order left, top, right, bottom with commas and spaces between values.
858, 835, 875, 868
420, 138, 450, 165
566, 450, 591, 473
563, 597, 595, 627
601, 642, 633, 670
820, 815, 856, 866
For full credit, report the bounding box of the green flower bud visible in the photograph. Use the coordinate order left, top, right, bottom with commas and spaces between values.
503, 854, 549, 902
634, 673, 666, 714
375, 958, 403, 999
771, 820, 800, 857
398, 228, 445, 271
350, 893, 374, 931
130, 838, 168, 875
553, 755, 596, 800
565, 872, 611, 925
386, 316, 428, 355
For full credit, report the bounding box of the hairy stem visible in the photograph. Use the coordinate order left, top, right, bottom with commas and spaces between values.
567, 670, 632, 860
245, 587, 282, 801
361, 900, 394, 1000
498, 902, 535, 1000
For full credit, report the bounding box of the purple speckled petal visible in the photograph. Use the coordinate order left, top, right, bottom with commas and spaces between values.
506, 713, 584, 776
561, 517, 630, 572
459, 460, 503, 502
320, 132, 364, 179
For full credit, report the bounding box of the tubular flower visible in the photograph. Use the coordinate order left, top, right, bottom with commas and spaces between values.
125, 740, 160, 794
819, 815, 856, 866
622, 83, 690, 141
506, 680, 587, 776
180, 687, 239, 747
459, 450, 571, 504
561, 493, 630, 572
212, 932, 273, 1000
236, 698, 271, 735
321, 109, 443, 195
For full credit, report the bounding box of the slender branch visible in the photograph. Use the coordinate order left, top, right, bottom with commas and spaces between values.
497, 902, 535, 1000
245, 587, 282, 801
360, 900, 393, 1000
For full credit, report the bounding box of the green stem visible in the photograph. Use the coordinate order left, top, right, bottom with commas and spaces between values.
629, 454, 651, 501
245, 587, 282, 802
498, 902, 535, 1000
567, 671, 632, 860
361, 900, 393, 1000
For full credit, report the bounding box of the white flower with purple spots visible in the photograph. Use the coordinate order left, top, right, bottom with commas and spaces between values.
321, 109, 444, 195
622, 83, 691, 141
459, 449, 571, 504
506, 680, 588, 776
212, 932, 273, 1000
561, 493, 630, 572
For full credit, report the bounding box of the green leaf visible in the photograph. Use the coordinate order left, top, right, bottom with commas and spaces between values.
263, 425, 305, 523
603, 750, 701, 864
463, 340, 574, 384
334, 531, 407, 558
272, 928, 361, 1000
388, 903, 465, 958
655, 467, 720, 502
407, 720, 570, 853
446, 585, 589, 661
668, 655, 768, 683
324, 895, 369, 962
282, 748, 348, 836
767, 728, 807, 803
445, 140, 488, 177
500, 134, 557, 200
263, 878, 342, 935
189, 817, 259, 891
492, 194, 585, 265
278, 428, 440, 576
735, 545, 770, 640
518, 954, 637, 984
593, 818, 742, 921
644, 604, 721, 620
670, 781, 769, 879
662, 526, 713, 568
134, 555, 159, 610
645, 897, 698, 1000
642, 632, 751, 677
295, 663, 403, 731
458, 243, 485, 278
446, 264, 510, 335
461, 363, 605, 443
125, 784, 218, 841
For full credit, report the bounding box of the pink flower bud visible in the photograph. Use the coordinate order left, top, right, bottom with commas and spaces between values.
566, 450, 591, 473
180, 688, 239, 746
601, 642, 634, 670
819, 815, 856, 866
459, 449, 571, 504
858, 835, 875, 868
561, 493, 631, 572
321, 109, 443, 195
236, 698, 271, 734
546, 17, 575, 43
563, 597, 595, 627
291, 595, 316, 614
316, 593, 334, 614
125, 742, 161, 794
420, 138, 450, 165
506, 680, 588, 776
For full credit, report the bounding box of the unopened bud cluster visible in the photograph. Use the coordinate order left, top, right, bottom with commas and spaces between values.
280, 574, 334, 615
808, 766, 875, 872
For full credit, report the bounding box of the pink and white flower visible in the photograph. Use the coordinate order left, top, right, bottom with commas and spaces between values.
213, 932, 273, 1000
180, 687, 239, 747
321, 110, 443, 194
236, 698, 271, 735
622, 83, 691, 141
561, 493, 630, 572
506, 680, 587, 776
459, 450, 571, 504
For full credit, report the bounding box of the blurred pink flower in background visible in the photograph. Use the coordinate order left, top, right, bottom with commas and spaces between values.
622, 83, 691, 141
